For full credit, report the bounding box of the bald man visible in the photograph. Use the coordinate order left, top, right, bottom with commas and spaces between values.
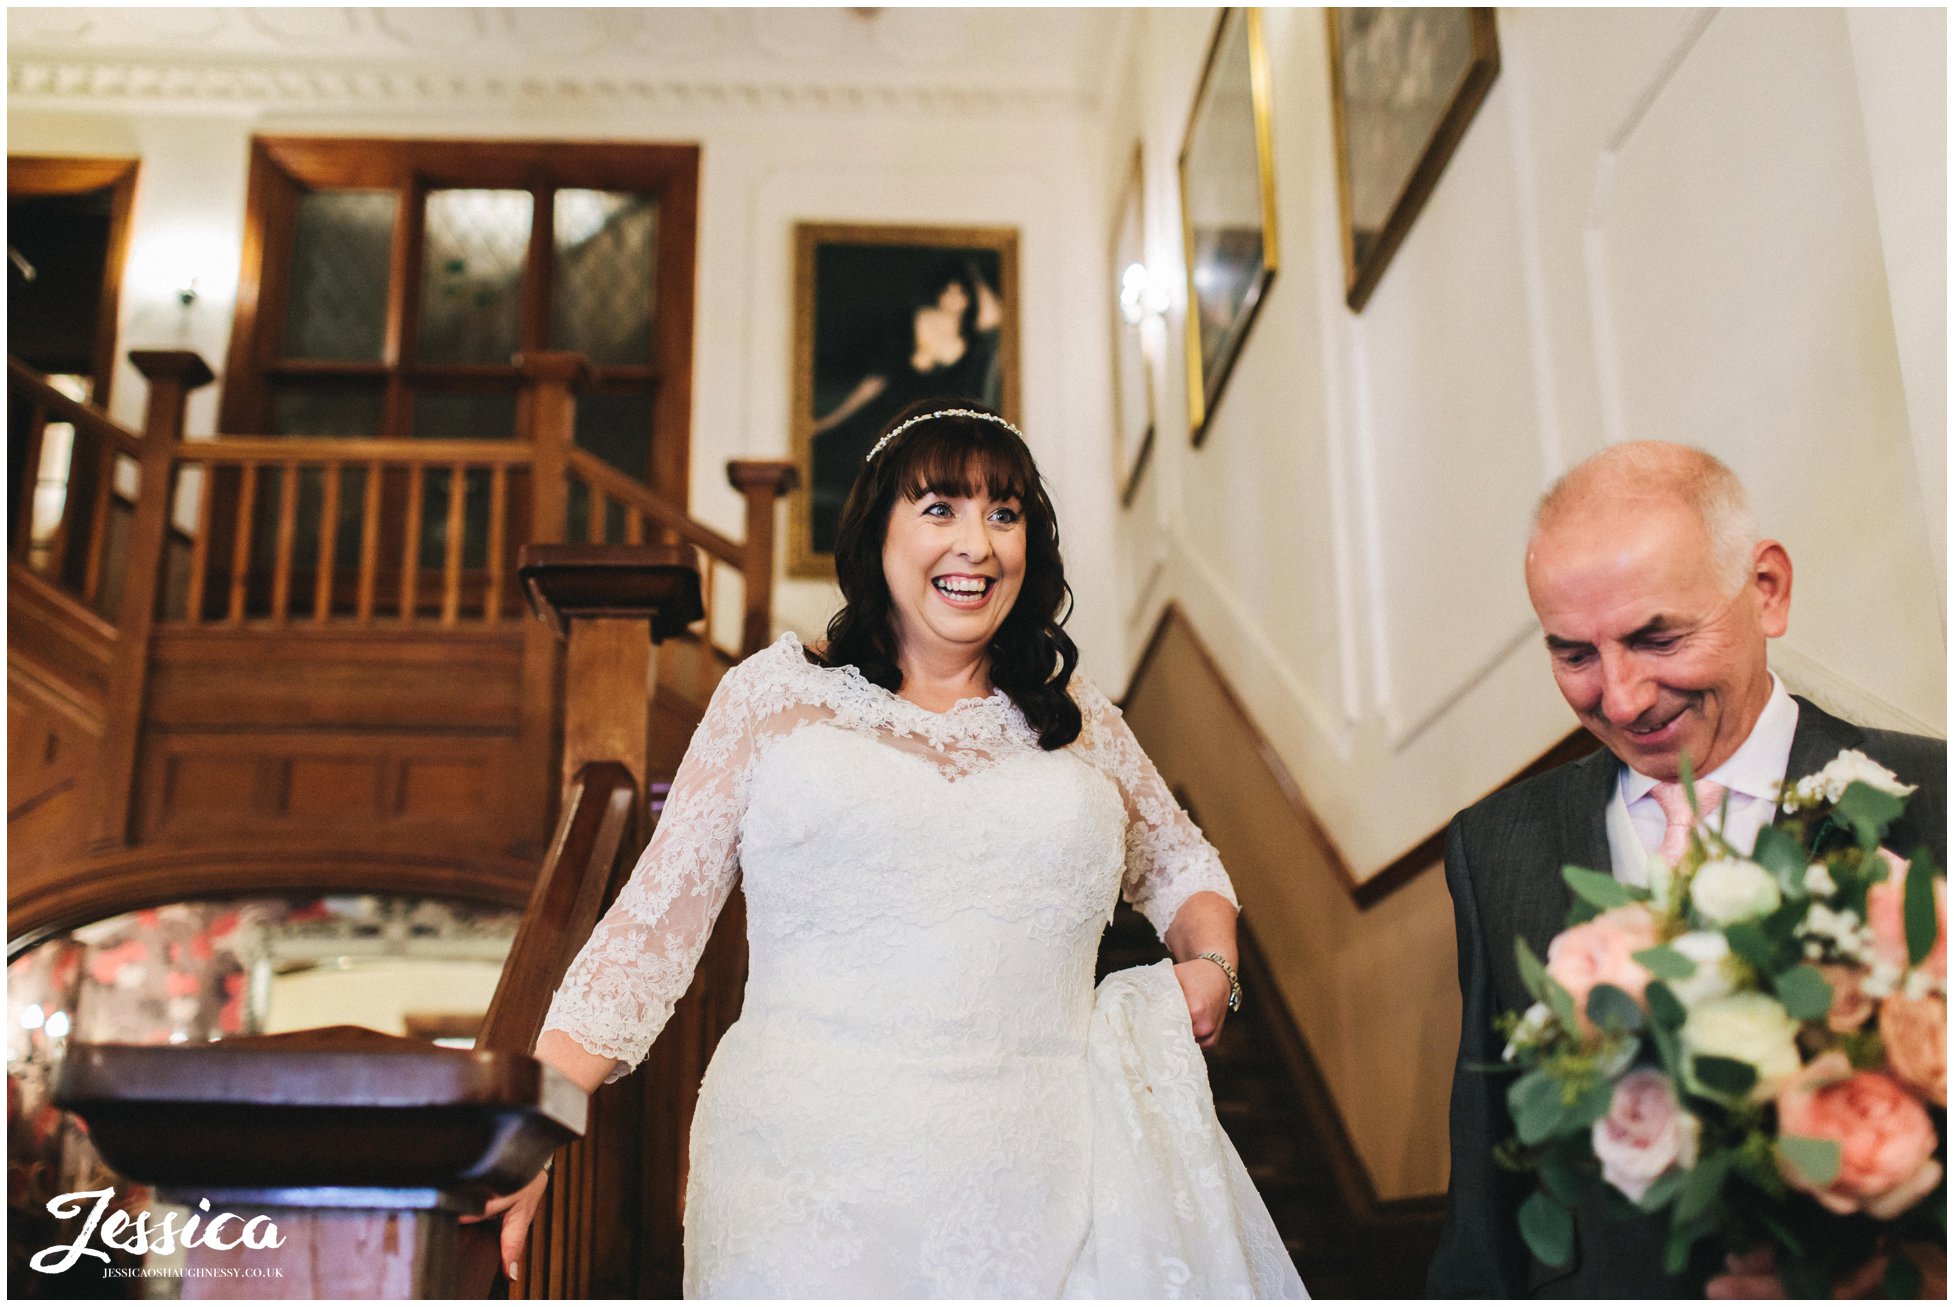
1425, 443, 1945, 1298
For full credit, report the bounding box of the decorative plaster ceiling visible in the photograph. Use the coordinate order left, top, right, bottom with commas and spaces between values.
8, 7, 1127, 117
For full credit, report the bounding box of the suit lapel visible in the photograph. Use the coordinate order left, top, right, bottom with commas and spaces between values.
1786, 696, 1864, 780
1523, 747, 1616, 951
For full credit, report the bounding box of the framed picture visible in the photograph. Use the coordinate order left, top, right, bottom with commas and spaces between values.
1178, 6, 1278, 447
1328, 8, 1500, 311
1110, 145, 1156, 505
790, 222, 1020, 578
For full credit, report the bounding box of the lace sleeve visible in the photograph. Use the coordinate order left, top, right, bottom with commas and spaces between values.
540, 654, 763, 1083
1072, 676, 1240, 939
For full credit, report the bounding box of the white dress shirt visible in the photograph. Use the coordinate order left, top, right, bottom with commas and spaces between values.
1607, 674, 1799, 886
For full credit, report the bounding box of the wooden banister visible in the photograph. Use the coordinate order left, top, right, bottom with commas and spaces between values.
8, 357, 144, 457
89, 350, 212, 851
727, 459, 797, 656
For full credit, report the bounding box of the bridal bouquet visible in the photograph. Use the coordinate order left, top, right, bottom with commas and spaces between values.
1496, 750, 1946, 1296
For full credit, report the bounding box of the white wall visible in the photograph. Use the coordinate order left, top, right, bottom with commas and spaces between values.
1114, 7, 1946, 879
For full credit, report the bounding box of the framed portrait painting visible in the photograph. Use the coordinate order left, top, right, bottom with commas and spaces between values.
1110, 145, 1156, 506
790, 222, 1020, 579
1328, 8, 1500, 311
1178, 6, 1278, 447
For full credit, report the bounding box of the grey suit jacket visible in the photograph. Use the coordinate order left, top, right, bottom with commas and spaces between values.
1425, 698, 1946, 1299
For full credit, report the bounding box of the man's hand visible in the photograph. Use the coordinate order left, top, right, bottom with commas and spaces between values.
1707, 1244, 1941, 1299
458, 1169, 548, 1282
1173, 958, 1233, 1049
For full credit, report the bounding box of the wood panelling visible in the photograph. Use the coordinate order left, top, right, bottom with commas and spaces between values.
8, 670, 105, 880
8, 561, 114, 716
145, 628, 526, 730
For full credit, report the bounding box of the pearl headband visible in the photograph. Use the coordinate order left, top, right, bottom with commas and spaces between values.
865, 407, 1025, 462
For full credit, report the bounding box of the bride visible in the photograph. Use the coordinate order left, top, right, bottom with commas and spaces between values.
475, 402, 1306, 1297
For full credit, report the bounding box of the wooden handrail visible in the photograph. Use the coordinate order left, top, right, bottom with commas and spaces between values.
173, 436, 534, 465
567, 446, 740, 565
7, 357, 143, 457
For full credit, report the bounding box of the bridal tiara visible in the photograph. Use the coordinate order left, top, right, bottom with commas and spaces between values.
865, 408, 1025, 463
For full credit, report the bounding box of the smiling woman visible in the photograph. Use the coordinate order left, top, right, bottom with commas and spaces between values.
487, 402, 1304, 1297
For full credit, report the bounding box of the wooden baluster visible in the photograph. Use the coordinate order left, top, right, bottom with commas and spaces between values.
14, 401, 48, 557
357, 461, 382, 624
586, 486, 606, 544
623, 509, 643, 545
485, 465, 508, 624
80, 435, 117, 607
399, 463, 424, 623
228, 461, 259, 623
726, 460, 799, 656
92, 350, 214, 851
184, 462, 212, 626
441, 463, 466, 627
271, 461, 299, 623
315, 463, 341, 622
696, 555, 715, 703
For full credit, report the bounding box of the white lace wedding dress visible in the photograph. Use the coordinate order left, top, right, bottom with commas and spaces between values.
542, 634, 1306, 1298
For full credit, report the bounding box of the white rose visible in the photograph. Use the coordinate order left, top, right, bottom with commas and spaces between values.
1681, 993, 1803, 1102
1808, 749, 1916, 804
1690, 858, 1782, 926
1666, 931, 1738, 1009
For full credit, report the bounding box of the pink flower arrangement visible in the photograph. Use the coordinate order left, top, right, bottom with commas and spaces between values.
1776, 1052, 1944, 1219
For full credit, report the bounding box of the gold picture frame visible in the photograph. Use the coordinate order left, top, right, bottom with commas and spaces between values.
1178, 7, 1279, 447
1110, 144, 1157, 506
1328, 8, 1500, 312
789, 222, 1021, 579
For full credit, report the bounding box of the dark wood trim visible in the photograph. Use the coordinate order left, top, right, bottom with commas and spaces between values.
1124, 602, 1594, 908
7, 155, 140, 407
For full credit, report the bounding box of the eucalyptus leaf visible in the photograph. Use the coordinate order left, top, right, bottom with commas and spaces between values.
1903, 851, 1939, 969
1751, 823, 1809, 892
1636, 1166, 1689, 1213
1835, 781, 1905, 849
1518, 1191, 1573, 1269
1542, 974, 1580, 1038
1724, 921, 1778, 974
1568, 1076, 1617, 1129
1662, 1218, 1701, 1276
1674, 1153, 1731, 1225
1691, 1055, 1757, 1099
1650, 1019, 1683, 1081
1563, 864, 1638, 911
1773, 965, 1834, 1023
1509, 1069, 1567, 1146
1776, 1134, 1842, 1189
1632, 946, 1698, 982
1586, 983, 1645, 1034
1537, 1152, 1586, 1208
1516, 937, 1548, 1006
1645, 981, 1686, 1031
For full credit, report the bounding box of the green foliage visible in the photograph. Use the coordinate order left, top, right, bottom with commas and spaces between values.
1563, 864, 1638, 911
1536, 1151, 1587, 1208
1834, 781, 1904, 850
1751, 822, 1810, 895
1510, 1069, 1569, 1146
1776, 1135, 1842, 1189
1839, 1028, 1886, 1070
1674, 1152, 1731, 1226
1632, 945, 1698, 982
1515, 936, 1548, 1005
1724, 920, 1779, 975
1644, 981, 1686, 1031
1586, 983, 1644, 1034
1636, 1166, 1688, 1213
1518, 1191, 1573, 1268
1542, 974, 1579, 1038
1691, 1055, 1758, 1099
1903, 851, 1939, 969
1772, 965, 1834, 1022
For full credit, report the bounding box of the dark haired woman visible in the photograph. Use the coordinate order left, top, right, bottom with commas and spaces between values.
483, 404, 1306, 1297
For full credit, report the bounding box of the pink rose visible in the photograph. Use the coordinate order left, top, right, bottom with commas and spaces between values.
1776, 1051, 1943, 1219
1816, 963, 1875, 1033
1866, 850, 1945, 979
1546, 905, 1663, 1038
1879, 993, 1947, 1107
1592, 1068, 1701, 1202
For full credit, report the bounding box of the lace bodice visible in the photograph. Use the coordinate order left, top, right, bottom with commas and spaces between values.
541, 632, 1238, 1082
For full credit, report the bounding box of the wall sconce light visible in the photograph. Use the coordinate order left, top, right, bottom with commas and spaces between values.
177, 278, 200, 308
1118, 261, 1170, 327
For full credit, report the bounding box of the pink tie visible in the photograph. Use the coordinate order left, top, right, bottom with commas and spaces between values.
1650, 780, 1728, 865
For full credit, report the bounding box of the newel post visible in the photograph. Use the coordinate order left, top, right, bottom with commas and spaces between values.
513, 352, 589, 841
726, 460, 798, 657
89, 349, 213, 851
